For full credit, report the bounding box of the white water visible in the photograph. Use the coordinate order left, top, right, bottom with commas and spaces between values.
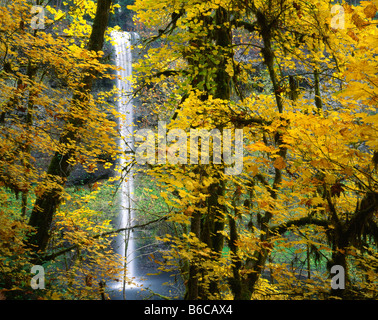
111, 31, 138, 289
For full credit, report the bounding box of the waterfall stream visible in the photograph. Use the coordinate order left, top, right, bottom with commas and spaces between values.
112, 31, 137, 291
110, 31, 183, 300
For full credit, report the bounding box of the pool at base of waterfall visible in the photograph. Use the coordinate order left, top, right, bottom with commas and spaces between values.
108, 271, 183, 300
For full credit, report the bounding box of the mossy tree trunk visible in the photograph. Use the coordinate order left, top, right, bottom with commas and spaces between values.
185, 6, 232, 300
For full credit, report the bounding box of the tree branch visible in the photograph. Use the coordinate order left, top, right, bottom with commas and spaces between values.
271, 216, 329, 235
230, 116, 272, 127
143, 8, 185, 45
39, 216, 168, 263
347, 192, 378, 242
231, 19, 258, 33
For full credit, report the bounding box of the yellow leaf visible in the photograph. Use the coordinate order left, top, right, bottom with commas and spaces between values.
160, 191, 168, 199
248, 164, 259, 176
273, 157, 286, 170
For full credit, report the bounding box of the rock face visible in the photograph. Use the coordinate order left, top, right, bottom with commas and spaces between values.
67, 162, 115, 186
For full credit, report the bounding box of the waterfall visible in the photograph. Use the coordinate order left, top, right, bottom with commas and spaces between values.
110, 31, 182, 301
111, 31, 138, 290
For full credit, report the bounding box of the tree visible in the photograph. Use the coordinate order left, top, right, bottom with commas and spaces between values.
0, 0, 127, 299
27, 0, 114, 255
130, 0, 378, 300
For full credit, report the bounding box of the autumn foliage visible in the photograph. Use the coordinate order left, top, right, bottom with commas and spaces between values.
130, 0, 378, 299
0, 0, 377, 300
0, 0, 126, 299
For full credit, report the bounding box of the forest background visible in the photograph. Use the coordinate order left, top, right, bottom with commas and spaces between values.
0, 0, 377, 300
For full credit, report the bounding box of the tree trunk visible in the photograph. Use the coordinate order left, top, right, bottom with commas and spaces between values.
27, 0, 113, 256
226, 5, 286, 300
186, 211, 201, 300
183, 5, 232, 299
